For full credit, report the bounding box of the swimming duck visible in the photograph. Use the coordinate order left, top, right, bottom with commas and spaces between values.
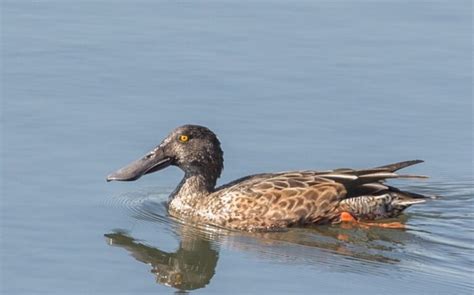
107, 125, 430, 231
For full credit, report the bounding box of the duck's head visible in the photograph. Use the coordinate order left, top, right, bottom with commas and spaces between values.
106, 125, 223, 184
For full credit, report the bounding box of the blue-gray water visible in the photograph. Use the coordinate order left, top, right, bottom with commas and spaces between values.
1, 0, 473, 294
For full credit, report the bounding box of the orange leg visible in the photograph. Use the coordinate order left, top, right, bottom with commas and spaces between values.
340, 212, 356, 222
339, 211, 405, 229
359, 221, 406, 229
338, 211, 361, 230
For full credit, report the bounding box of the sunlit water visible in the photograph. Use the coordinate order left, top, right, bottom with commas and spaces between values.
2, 0, 472, 294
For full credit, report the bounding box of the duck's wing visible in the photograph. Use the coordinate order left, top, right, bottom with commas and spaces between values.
214, 171, 344, 230
219, 160, 427, 195
215, 160, 429, 230
316, 160, 428, 195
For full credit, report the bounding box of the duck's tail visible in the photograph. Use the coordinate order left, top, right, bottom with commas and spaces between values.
334, 160, 435, 220
339, 188, 432, 220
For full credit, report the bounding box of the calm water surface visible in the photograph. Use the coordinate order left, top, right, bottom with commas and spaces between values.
2, 0, 473, 294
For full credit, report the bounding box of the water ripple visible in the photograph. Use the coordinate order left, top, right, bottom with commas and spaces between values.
104, 186, 172, 224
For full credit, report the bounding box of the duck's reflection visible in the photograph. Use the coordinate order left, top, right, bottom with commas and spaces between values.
105, 222, 411, 291
105, 230, 218, 291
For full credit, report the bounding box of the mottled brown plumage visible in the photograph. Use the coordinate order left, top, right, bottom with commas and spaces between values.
107, 125, 431, 231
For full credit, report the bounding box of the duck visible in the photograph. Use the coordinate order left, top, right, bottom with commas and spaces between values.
107, 124, 431, 231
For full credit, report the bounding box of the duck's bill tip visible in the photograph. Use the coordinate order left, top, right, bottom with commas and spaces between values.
106, 172, 141, 182
105, 162, 146, 182
106, 175, 122, 182
106, 173, 116, 182
106, 153, 173, 183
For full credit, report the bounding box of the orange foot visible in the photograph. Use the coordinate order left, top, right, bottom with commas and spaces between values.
359, 221, 406, 229
338, 211, 360, 230
340, 212, 356, 222
338, 211, 405, 229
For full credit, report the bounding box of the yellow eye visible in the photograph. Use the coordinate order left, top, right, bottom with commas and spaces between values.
178, 135, 189, 142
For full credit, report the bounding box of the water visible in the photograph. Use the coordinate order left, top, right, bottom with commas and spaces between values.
1, 0, 472, 294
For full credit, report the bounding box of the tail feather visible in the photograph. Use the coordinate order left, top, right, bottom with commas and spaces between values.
376, 160, 424, 172
357, 172, 428, 182
387, 185, 438, 200
392, 198, 426, 206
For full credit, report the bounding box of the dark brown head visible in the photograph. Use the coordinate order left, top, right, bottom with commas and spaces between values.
106, 125, 224, 185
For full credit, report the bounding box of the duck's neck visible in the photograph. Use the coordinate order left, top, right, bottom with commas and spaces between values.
168, 172, 217, 215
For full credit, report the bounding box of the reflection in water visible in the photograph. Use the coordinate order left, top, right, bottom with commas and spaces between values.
105, 221, 411, 291
105, 232, 219, 290
105, 231, 218, 291
245, 224, 406, 264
